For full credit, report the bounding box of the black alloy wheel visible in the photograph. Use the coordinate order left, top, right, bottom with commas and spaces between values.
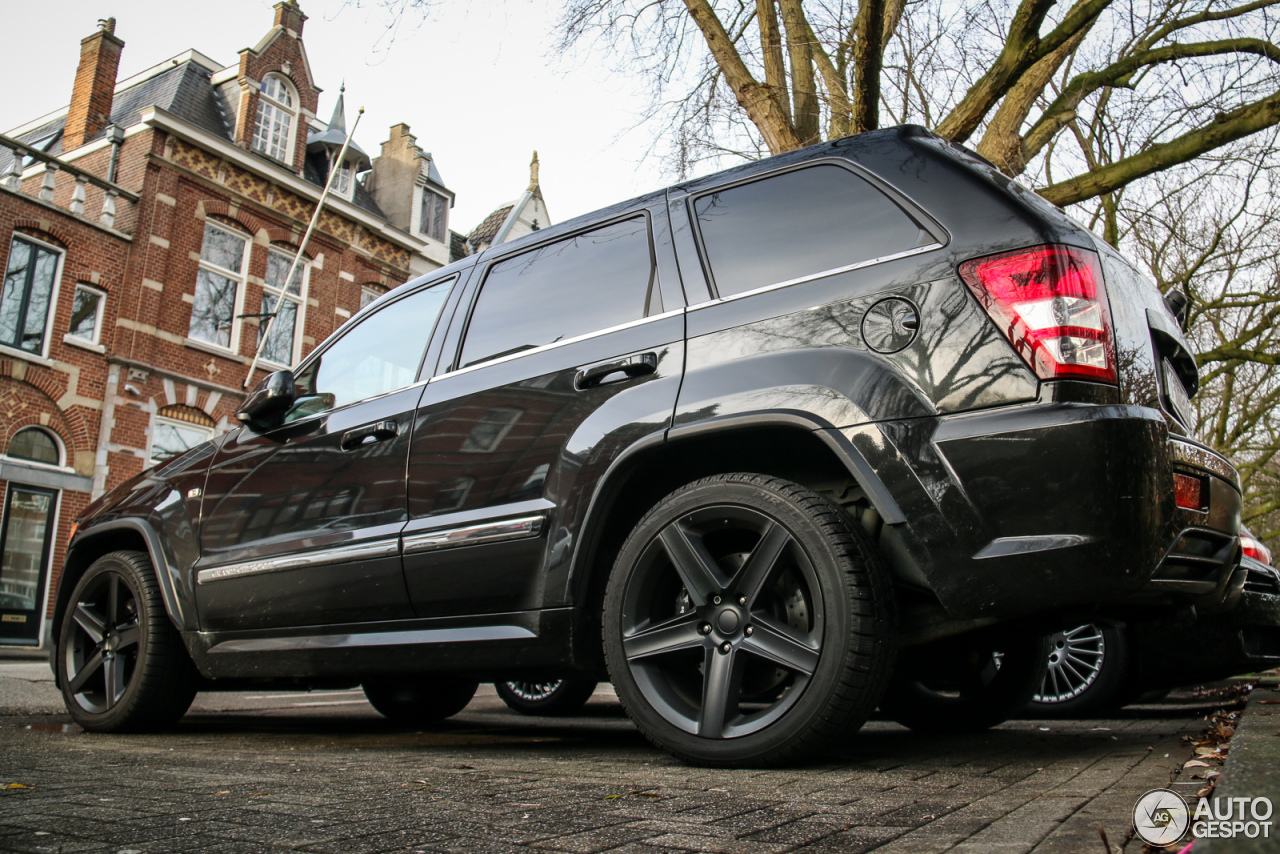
496, 676, 599, 716
57, 550, 197, 732
880, 633, 1051, 733
362, 677, 478, 722
604, 474, 895, 767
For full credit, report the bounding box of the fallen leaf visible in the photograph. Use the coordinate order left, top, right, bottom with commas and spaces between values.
1184, 759, 1211, 768
248, 792, 267, 796
1259, 699, 1280, 704
4, 783, 33, 790
215, 791, 230, 795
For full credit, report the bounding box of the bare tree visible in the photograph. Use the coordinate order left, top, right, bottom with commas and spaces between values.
557, 0, 1280, 206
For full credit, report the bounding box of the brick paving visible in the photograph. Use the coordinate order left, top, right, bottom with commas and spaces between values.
0, 682, 1212, 854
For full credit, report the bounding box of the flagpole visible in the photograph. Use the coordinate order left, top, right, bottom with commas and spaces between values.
243, 105, 365, 389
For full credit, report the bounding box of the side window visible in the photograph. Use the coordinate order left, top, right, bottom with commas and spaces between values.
287, 277, 454, 420
458, 216, 655, 368
693, 164, 934, 299
1, 234, 62, 356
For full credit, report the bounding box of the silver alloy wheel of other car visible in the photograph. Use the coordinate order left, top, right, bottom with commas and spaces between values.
1034, 624, 1107, 704
495, 676, 600, 716
57, 550, 198, 732
603, 474, 895, 767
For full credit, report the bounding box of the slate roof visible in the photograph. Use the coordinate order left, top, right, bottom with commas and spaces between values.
1, 59, 386, 220
468, 204, 513, 248
449, 230, 469, 263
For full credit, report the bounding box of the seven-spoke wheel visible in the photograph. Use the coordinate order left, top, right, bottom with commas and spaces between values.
57, 551, 197, 732
604, 474, 894, 766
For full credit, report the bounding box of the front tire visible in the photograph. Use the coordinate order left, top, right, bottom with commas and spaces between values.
362, 677, 478, 722
56, 550, 198, 732
880, 633, 1051, 733
496, 677, 598, 716
603, 474, 896, 767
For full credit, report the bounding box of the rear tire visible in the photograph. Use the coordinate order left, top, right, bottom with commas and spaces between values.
603, 474, 896, 767
496, 677, 598, 716
56, 550, 198, 732
881, 633, 1050, 733
362, 677, 477, 722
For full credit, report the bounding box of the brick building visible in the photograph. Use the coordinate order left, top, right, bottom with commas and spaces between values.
0, 3, 459, 649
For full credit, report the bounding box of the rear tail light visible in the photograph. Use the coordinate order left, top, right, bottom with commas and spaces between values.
1173, 473, 1205, 511
1242, 533, 1273, 566
959, 245, 1116, 383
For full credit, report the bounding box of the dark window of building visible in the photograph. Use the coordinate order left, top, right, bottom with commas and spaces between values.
67, 284, 105, 344
420, 189, 449, 243
189, 221, 249, 350
692, 164, 933, 298
0, 236, 61, 355
289, 277, 454, 418
8, 427, 60, 466
0, 485, 57, 645
360, 283, 386, 309
459, 216, 654, 368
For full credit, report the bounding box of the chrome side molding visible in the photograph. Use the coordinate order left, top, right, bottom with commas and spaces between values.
402, 515, 545, 555
196, 539, 400, 585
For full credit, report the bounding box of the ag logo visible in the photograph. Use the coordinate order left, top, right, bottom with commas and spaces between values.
1134, 788, 1191, 845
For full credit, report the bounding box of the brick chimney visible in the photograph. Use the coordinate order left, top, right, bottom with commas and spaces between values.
273, 1, 307, 36
64, 17, 125, 152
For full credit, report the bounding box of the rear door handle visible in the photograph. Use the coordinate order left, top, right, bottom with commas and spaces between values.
341, 420, 399, 450
575, 352, 658, 391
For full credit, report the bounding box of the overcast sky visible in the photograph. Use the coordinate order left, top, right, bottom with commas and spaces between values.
0, 0, 672, 236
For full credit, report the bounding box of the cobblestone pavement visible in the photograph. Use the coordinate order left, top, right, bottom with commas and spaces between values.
0, 667, 1211, 854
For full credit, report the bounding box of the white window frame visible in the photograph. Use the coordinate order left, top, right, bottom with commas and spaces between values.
416, 187, 449, 243
4, 426, 66, 469
64, 282, 106, 346
257, 247, 311, 369
332, 163, 353, 200
253, 74, 298, 164
148, 416, 215, 467
188, 220, 250, 354
0, 233, 65, 362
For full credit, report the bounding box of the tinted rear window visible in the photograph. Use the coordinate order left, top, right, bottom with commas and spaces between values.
459, 216, 655, 367
693, 164, 933, 298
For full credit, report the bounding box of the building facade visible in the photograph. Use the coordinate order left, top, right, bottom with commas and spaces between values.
0, 3, 454, 649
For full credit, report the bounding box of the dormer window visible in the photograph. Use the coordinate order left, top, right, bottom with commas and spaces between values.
254, 74, 297, 163
332, 163, 352, 199
419, 188, 448, 242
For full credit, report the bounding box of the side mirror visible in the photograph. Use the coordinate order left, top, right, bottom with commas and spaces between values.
236, 370, 296, 430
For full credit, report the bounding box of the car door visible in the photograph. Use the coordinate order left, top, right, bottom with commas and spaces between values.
401, 206, 687, 618
195, 274, 461, 632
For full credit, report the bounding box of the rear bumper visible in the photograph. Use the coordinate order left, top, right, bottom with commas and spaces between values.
840, 401, 1242, 620
1133, 560, 1280, 687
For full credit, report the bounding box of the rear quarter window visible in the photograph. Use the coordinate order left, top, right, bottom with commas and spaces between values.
693, 163, 935, 298
459, 215, 656, 368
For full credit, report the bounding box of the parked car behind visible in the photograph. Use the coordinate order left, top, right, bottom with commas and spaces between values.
53, 126, 1241, 766
1026, 527, 1277, 716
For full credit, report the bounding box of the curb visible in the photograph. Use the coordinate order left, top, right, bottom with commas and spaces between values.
1195, 679, 1280, 853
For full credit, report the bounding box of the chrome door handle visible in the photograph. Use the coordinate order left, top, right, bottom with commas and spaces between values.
575, 352, 658, 390
341, 420, 399, 450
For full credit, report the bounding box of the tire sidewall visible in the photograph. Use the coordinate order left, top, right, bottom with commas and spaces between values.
603, 477, 873, 765
57, 553, 156, 731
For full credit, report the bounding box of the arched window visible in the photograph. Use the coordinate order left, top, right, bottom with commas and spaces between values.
7, 427, 61, 466
253, 74, 297, 163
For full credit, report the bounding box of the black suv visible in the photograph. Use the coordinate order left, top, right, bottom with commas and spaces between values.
53, 126, 1243, 766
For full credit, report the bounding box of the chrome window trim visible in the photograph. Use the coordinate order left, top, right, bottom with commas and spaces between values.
433, 309, 684, 381
196, 539, 400, 585
686, 242, 944, 311
1170, 437, 1241, 492
402, 514, 545, 555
